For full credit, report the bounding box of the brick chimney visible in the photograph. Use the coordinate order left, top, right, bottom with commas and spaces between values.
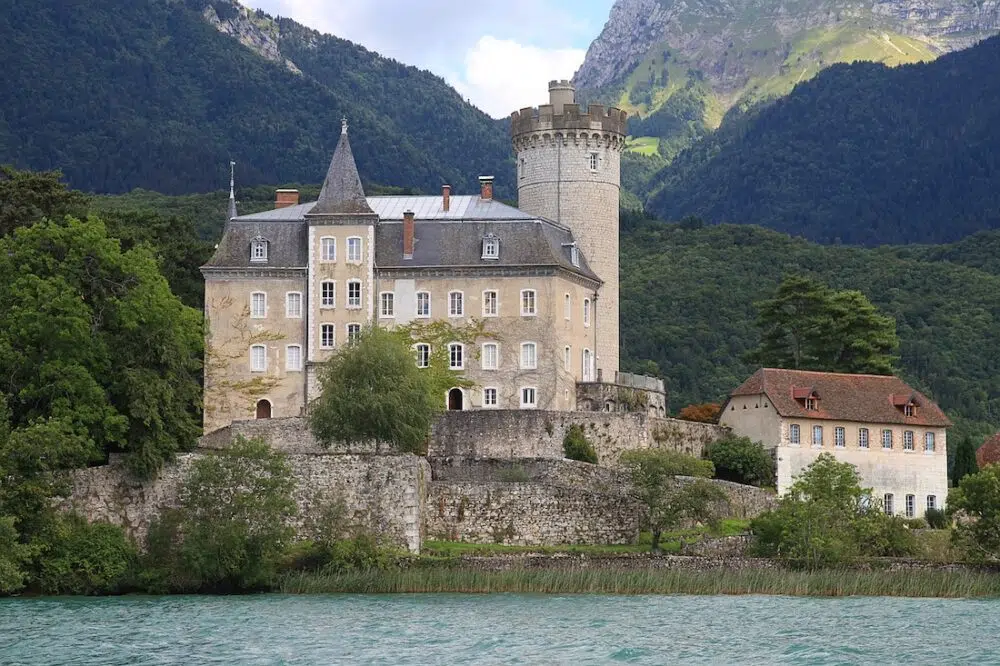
403, 210, 414, 260
478, 176, 494, 201
275, 189, 299, 209
442, 184, 451, 212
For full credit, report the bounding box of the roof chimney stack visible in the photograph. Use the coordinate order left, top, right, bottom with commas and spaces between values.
275, 189, 299, 209
442, 184, 451, 212
548, 79, 575, 114
478, 176, 494, 202
403, 210, 415, 260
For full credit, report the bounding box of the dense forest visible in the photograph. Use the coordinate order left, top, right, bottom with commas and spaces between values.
0, 0, 512, 197
645, 35, 1000, 246
618, 216, 1000, 444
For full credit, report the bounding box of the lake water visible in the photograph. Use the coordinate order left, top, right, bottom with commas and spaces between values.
2, 594, 999, 665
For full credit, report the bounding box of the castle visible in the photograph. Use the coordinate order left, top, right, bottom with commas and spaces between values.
201, 81, 664, 432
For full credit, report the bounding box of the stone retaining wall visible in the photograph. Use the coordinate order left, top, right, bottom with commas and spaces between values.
67, 452, 429, 553
425, 481, 641, 546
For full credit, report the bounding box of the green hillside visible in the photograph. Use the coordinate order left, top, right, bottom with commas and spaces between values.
620, 218, 1000, 444
644, 35, 1000, 245
0, 0, 512, 196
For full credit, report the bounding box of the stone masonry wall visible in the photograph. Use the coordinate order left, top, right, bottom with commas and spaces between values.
428, 410, 729, 466
67, 452, 429, 553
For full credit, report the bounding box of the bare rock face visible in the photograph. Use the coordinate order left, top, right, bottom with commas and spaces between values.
574, 0, 1000, 94
201, 3, 301, 74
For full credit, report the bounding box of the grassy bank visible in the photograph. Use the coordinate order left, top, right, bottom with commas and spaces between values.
279, 567, 1000, 598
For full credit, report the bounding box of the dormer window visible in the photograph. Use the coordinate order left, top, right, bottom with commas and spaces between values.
482, 234, 499, 260
570, 245, 580, 267
793, 387, 819, 410
892, 394, 918, 417
250, 236, 268, 263
903, 404, 915, 417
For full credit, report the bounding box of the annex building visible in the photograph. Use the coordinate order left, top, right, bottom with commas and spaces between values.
201, 82, 665, 432
721, 368, 951, 517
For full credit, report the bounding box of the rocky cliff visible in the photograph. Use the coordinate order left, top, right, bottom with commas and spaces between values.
575, 0, 1000, 109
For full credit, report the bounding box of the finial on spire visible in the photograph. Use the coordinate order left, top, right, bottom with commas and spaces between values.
227, 160, 238, 221
341, 117, 348, 135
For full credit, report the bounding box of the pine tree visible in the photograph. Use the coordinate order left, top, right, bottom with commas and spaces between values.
951, 436, 980, 487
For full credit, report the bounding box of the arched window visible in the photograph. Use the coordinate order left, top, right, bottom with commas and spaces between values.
520, 289, 536, 316
481, 342, 499, 370
448, 343, 464, 370
320, 281, 336, 308
583, 298, 591, 327
320, 237, 336, 262
449, 291, 464, 317
520, 342, 537, 370
346, 280, 362, 309
320, 324, 335, 349
414, 343, 430, 368
285, 345, 302, 371
416, 291, 431, 318
250, 292, 266, 318
582, 349, 594, 381
346, 236, 363, 263
255, 399, 271, 419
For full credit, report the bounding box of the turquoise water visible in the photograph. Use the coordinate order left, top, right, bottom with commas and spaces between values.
2, 594, 999, 664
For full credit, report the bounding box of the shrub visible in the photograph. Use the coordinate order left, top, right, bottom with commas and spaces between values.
31, 513, 137, 595
925, 507, 948, 529
949, 464, 1000, 561
141, 437, 297, 593
677, 403, 721, 423
904, 518, 928, 530
0, 516, 30, 594
622, 449, 714, 478
704, 435, 774, 486
563, 425, 598, 464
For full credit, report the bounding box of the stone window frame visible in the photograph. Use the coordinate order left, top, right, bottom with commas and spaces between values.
416, 291, 431, 318
250, 237, 268, 263
250, 291, 267, 319
320, 324, 335, 349
448, 290, 464, 318
520, 341, 537, 370
884, 493, 894, 515
448, 342, 464, 370
379, 291, 395, 319
858, 427, 870, 449
520, 289, 537, 317
285, 344, 302, 372
882, 429, 893, 450
834, 426, 845, 448
483, 387, 499, 409
812, 425, 823, 448
285, 291, 302, 319
519, 386, 537, 409
519, 158, 526, 180
563, 345, 571, 372
414, 343, 430, 369
482, 234, 500, 260
583, 298, 591, 327
482, 290, 498, 317
347, 323, 361, 344
789, 424, 801, 445
250, 344, 267, 372
320, 280, 336, 309
588, 151, 599, 172
927, 495, 937, 511
925, 431, 935, 453
903, 430, 915, 451
564, 293, 571, 320
320, 236, 337, 262
905, 494, 915, 518
346, 236, 363, 264
481, 342, 499, 371
346, 279, 362, 310
582, 348, 594, 382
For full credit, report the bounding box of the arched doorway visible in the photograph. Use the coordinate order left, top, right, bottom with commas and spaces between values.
256, 399, 272, 419
447, 388, 464, 411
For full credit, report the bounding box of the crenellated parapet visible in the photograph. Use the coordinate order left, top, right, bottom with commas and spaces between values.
511, 101, 627, 152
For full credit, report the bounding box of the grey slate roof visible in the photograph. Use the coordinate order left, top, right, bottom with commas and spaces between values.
308, 129, 375, 217
205, 220, 308, 269
376, 219, 598, 280
238, 195, 533, 222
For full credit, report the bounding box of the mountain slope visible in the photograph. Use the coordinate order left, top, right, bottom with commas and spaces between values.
0, 0, 512, 196
644, 35, 1000, 245
575, 0, 1000, 159
620, 219, 1000, 443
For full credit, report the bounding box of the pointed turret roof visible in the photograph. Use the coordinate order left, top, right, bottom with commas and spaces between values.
308, 119, 375, 217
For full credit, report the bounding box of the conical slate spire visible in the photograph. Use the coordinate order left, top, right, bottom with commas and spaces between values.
308, 119, 375, 216
227, 160, 238, 220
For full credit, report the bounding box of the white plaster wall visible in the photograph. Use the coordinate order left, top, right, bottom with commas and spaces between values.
719, 393, 782, 448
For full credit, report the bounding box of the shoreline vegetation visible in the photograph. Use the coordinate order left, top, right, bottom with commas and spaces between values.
278, 563, 1000, 598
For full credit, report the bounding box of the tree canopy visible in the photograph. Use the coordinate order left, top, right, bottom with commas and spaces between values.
751, 275, 899, 374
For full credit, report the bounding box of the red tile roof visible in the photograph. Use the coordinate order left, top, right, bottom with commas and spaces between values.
729, 368, 952, 427
978, 433, 1000, 468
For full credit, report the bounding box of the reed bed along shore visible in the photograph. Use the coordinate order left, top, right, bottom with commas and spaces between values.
279, 567, 1000, 598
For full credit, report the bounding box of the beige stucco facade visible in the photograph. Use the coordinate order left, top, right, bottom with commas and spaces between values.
721, 392, 949, 517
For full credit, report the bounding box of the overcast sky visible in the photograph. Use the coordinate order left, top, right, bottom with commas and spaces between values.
244, 0, 613, 117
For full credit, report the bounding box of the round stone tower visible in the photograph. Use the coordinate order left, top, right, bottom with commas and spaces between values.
511, 80, 627, 377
